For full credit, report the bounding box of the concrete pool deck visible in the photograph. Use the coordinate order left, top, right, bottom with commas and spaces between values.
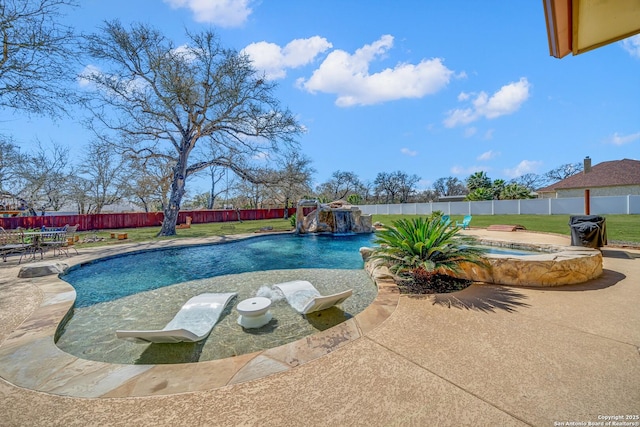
1, 229, 639, 426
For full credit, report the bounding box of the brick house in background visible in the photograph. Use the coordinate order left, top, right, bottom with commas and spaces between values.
537, 157, 640, 198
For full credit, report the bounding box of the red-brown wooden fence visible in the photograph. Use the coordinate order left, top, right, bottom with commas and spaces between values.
0, 208, 298, 231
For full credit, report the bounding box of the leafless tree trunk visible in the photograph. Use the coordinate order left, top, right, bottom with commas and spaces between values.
82, 22, 301, 235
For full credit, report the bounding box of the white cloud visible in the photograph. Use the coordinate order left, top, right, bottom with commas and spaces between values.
252, 151, 269, 161
606, 131, 640, 146
621, 34, 640, 59
400, 147, 417, 156
444, 78, 531, 128
77, 65, 101, 88
458, 92, 471, 101
171, 44, 197, 62
77, 64, 148, 96
478, 150, 499, 161
464, 127, 477, 138
298, 35, 454, 107
242, 37, 332, 80
483, 129, 495, 140
503, 160, 542, 178
164, 0, 252, 27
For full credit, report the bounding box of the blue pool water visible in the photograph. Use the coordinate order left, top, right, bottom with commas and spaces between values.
56, 232, 542, 364
62, 233, 377, 308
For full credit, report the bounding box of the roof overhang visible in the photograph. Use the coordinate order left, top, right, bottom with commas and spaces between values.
543, 0, 640, 58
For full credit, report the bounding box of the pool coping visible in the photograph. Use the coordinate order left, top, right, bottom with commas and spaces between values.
0, 232, 400, 398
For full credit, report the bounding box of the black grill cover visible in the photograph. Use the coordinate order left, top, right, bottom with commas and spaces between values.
569, 215, 607, 248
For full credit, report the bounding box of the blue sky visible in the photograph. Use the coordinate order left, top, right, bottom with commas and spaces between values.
4, 0, 639, 193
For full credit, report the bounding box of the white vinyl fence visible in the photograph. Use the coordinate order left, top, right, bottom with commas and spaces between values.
357, 195, 640, 216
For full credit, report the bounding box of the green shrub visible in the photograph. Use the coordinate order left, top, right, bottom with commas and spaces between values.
371, 216, 487, 283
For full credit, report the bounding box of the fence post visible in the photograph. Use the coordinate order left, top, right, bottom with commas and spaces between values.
584, 189, 590, 215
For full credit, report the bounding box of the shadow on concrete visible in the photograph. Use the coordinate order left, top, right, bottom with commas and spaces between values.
423, 284, 530, 313
602, 249, 640, 260
531, 269, 626, 292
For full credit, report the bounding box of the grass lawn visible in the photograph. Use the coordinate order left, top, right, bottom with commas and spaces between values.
77, 218, 295, 247
73, 214, 640, 248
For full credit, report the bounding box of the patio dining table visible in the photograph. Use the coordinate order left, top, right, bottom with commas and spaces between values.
21, 229, 69, 260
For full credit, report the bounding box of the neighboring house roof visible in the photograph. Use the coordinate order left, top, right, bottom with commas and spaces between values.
538, 158, 640, 192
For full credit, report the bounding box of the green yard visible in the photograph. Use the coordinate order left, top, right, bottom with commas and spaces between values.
75, 214, 639, 248
372, 214, 640, 245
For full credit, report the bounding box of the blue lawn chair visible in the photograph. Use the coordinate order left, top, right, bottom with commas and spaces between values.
456, 215, 472, 229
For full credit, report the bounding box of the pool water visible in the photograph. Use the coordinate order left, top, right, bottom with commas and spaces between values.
476, 245, 542, 256
63, 233, 377, 308
56, 233, 378, 365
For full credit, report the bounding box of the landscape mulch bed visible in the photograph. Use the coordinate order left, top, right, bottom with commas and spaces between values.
396, 274, 473, 295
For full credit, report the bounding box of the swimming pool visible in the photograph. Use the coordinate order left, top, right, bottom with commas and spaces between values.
63, 233, 378, 307
57, 233, 379, 364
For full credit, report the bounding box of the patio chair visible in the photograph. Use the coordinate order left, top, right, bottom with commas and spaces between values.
116, 292, 238, 343
0, 227, 31, 263
440, 215, 452, 228
39, 226, 69, 258
63, 224, 80, 255
273, 280, 352, 314
455, 215, 472, 229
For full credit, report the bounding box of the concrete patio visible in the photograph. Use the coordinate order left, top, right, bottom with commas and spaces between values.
1, 230, 638, 426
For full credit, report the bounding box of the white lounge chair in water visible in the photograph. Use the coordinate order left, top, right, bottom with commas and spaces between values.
116, 292, 237, 343
273, 280, 352, 314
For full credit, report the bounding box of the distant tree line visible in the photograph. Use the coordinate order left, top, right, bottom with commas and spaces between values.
0, 135, 583, 215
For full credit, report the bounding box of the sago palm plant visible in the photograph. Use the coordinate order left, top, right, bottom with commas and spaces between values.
371, 216, 487, 283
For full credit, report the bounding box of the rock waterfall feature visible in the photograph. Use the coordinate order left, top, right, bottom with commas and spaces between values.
295, 200, 374, 235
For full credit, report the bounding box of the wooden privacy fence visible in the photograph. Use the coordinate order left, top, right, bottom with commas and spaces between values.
0, 208, 298, 231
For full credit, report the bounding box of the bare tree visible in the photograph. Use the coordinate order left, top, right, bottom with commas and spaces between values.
374, 170, 420, 203
194, 142, 237, 209
545, 163, 583, 182
124, 155, 175, 212
67, 175, 95, 214
0, 0, 78, 117
82, 21, 301, 235
10, 142, 70, 215
374, 172, 400, 203
397, 172, 420, 203
236, 173, 269, 209
77, 141, 129, 214
433, 176, 467, 197
204, 164, 227, 209
413, 188, 438, 202
316, 170, 362, 201
359, 180, 374, 204
270, 151, 315, 217
512, 173, 548, 191
0, 137, 19, 193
